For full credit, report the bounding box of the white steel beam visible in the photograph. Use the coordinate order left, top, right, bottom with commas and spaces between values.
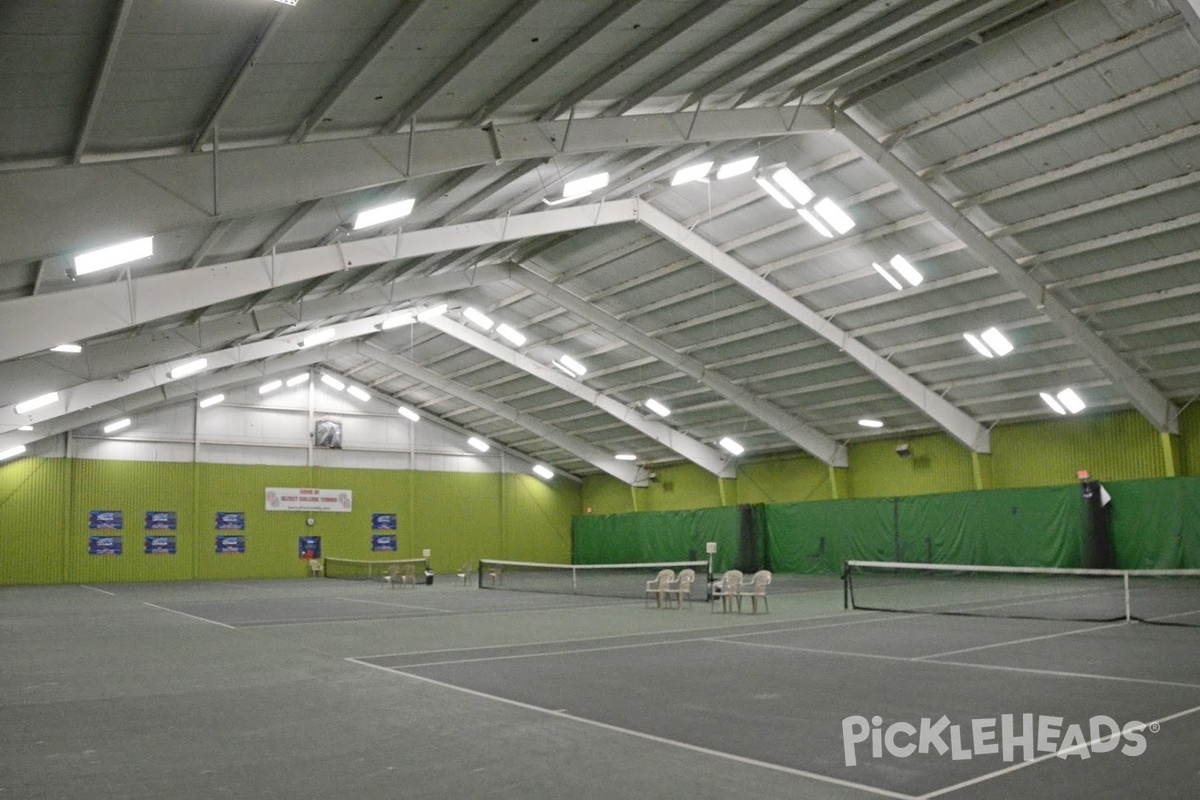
635, 199, 992, 453
0, 203, 637, 362
510, 265, 848, 466
350, 341, 641, 485
834, 108, 1179, 434
421, 316, 736, 478
0, 107, 830, 265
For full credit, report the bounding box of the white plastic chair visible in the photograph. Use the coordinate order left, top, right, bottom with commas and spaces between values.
644, 568, 676, 608
711, 569, 743, 613
663, 568, 696, 609
456, 562, 473, 586
308, 558, 323, 577
383, 563, 417, 589
741, 570, 772, 613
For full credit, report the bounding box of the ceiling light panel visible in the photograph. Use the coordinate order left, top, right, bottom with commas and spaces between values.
73, 236, 153, 276
352, 198, 414, 230
671, 161, 713, 185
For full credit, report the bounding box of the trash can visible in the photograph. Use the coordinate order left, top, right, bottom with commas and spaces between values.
424, 569, 435, 586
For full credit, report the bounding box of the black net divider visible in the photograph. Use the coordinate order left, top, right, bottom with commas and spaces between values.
477, 559, 709, 599
323, 556, 428, 581
842, 560, 1200, 627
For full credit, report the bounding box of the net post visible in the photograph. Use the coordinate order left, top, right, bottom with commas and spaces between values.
477, 560, 484, 589
572, 566, 578, 594
842, 561, 850, 610
1123, 571, 1131, 622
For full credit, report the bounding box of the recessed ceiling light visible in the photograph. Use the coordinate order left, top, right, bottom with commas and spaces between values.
467, 436, 490, 452
319, 374, 345, 391
718, 437, 744, 455
671, 161, 713, 186
813, 198, 854, 234
397, 406, 420, 422
103, 418, 131, 434
17, 425, 34, 432
1040, 392, 1066, 415
614, 453, 637, 461
889, 255, 923, 287
286, 373, 310, 387
168, 358, 208, 380
980, 327, 1013, 356
352, 198, 414, 230
558, 354, 586, 377
198, 394, 224, 408
858, 419, 884, 428
346, 385, 371, 402
259, 380, 283, 394
532, 464, 554, 480
301, 328, 336, 348
51, 344, 82, 354
496, 323, 526, 346
562, 172, 608, 198
798, 207, 833, 238
963, 333, 994, 358
771, 167, 815, 206
73, 236, 153, 276
716, 156, 759, 180
14, 392, 59, 415
644, 398, 670, 417
463, 307, 494, 330
1057, 387, 1085, 414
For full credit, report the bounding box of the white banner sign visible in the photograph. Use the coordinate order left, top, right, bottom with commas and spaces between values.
265, 487, 353, 512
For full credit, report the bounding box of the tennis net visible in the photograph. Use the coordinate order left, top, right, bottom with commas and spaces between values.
478, 559, 708, 599
323, 557, 426, 581
843, 560, 1200, 627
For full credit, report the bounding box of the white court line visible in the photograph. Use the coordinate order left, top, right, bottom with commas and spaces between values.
142, 602, 235, 629
705, 637, 1200, 691
381, 633, 727, 669
80, 585, 116, 596
333, 596, 453, 613
345, 657, 917, 800
349, 608, 884, 661
912, 622, 1128, 660
919, 702, 1200, 799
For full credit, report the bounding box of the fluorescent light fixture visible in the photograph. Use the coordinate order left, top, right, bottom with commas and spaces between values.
380, 312, 414, 329
558, 354, 586, 377
716, 156, 758, 180
72, 236, 153, 276
889, 255, 923, 287
963, 333, 994, 358
272, 0, 298, 5
352, 198, 414, 230
103, 418, 131, 434
301, 328, 336, 348
1040, 392, 1066, 415
798, 207, 832, 238
397, 406, 420, 422
614, 453, 637, 461
0, 445, 26, 461
532, 464, 554, 480
346, 385, 371, 402
980, 327, 1013, 357
872, 262, 903, 291
463, 307, 494, 330
671, 161, 713, 185
259, 380, 283, 394
417, 303, 447, 322
496, 323, 526, 346
771, 167, 815, 206
754, 176, 794, 209
199, 393, 225, 408
813, 198, 854, 234
14, 392, 59, 414
285, 373, 310, 387
51, 344, 82, 354
858, 419, 884, 428
168, 358, 208, 380
718, 436, 744, 455
644, 398, 670, 417
1057, 387, 1086, 414
319, 374, 345, 391
562, 172, 608, 198
467, 436, 490, 452
17, 425, 34, 431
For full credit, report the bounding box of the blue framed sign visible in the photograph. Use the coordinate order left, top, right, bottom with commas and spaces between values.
215, 535, 245, 554
298, 536, 321, 559
88, 535, 122, 555
144, 511, 176, 530
144, 535, 176, 555
371, 534, 397, 552
89, 510, 123, 530
371, 513, 397, 530
214, 512, 245, 530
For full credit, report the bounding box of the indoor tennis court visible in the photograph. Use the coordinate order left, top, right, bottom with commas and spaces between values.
3, 575, 1196, 799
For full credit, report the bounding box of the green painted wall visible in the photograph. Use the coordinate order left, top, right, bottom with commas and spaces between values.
1, 458, 579, 586
580, 410, 1199, 516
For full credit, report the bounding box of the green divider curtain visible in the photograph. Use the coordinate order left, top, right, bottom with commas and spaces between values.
572, 506, 741, 573
765, 498, 895, 574
896, 486, 1081, 567
1108, 476, 1200, 569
